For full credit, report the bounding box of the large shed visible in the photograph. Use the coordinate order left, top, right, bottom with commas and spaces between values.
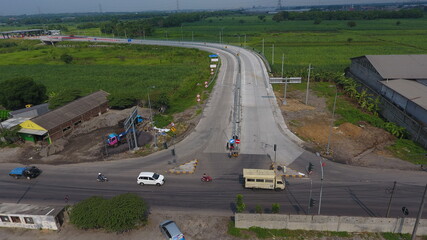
348, 55, 427, 147
19, 90, 109, 143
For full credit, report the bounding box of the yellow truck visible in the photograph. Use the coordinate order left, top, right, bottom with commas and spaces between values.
243, 168, 285, 190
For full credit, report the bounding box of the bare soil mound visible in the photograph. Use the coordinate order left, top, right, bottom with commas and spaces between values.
277, 89, 417, 170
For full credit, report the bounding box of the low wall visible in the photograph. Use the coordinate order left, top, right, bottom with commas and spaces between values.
235, 214, 427, 236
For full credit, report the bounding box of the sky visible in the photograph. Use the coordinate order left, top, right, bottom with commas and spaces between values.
0, 0, 414, 16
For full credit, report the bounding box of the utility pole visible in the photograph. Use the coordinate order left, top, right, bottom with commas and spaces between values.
305, 64, 313, 105
326, 87, 337, 155
272, 44, 274, 65
411, 183, 427, 240
317, 152, 324, 215
386, 181, 397, 217
308, 179, 313, 214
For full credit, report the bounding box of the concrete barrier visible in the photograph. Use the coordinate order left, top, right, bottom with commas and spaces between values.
235, 213, 427, 236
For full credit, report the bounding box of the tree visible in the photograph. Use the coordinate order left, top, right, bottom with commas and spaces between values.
258, 15, 266, 21
236, 194, 246, 213
0, 77, 47, 110
48, 89, 82, 110
60, 53, 73, 64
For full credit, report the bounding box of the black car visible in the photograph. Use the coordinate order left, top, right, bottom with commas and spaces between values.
9, 166, 42, 179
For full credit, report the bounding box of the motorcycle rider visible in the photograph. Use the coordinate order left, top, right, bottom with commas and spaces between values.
98, 173, 105, 181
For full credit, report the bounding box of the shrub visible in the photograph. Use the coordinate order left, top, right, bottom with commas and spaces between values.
236, 194, 246, 213
69, 193, 148, 232
314, 19, 322, 24
98, 193, 148, 232
153, 114, 173, 128
69, 196, 106, 229
255, 205, 262, 213
107, 94, 136, 109
347, 21, 356, 27
60, 53, 73, 64
272, 203, 280, 213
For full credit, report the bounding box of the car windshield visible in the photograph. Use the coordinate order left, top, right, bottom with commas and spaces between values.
153, 173, 159, 179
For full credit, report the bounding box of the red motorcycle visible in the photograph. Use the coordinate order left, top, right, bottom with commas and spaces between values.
201, 175, 213, 182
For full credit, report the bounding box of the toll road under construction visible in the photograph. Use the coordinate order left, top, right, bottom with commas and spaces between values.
219, 47, 242, 158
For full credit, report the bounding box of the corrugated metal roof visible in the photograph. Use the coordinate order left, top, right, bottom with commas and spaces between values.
18, 128, 48, 136
0, 203, 63, 216
382, 79, 427, 110
0, 117, 31, 129
32, 90, 109, 131
10, 103, 50, 118
362, 55, 427, 79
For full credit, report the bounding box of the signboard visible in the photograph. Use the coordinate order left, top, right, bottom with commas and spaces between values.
235, 139, 240, 144
269, 77, 302, 84
211, 58, 219, 62
209, 54, 218, 58
210, 64, 217, 68
229, 139, 235, 144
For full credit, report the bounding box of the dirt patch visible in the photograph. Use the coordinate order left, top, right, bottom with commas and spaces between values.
277, 89, 418, 170
3, 107, 156, 165
1, 104, 204, 165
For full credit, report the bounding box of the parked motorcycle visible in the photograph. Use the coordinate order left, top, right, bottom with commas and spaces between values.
97, 173, 108, 182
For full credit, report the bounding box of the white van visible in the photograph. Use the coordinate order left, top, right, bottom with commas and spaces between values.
137, 172, 165, 186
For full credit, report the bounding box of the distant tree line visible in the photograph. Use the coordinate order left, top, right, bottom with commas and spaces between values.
272, 8, 424, 22
1, 10, 237, 26
99, 11, 236, 37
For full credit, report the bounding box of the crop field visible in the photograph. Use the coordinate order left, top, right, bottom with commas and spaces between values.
0, 40, 210, 113
151, 15, 427, 74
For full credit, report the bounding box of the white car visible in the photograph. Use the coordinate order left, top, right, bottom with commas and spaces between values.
137, 172, 165, 186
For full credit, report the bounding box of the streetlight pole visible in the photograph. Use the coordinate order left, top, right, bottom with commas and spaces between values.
316, 152, 324, 215
147, 86, 156, 148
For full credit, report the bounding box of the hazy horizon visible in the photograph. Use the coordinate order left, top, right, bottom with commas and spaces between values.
0, 0, 417, 16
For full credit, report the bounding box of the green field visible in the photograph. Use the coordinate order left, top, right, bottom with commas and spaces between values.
0, 41, 211, 113
3, 14, 426, 75
166, 15, 427, 74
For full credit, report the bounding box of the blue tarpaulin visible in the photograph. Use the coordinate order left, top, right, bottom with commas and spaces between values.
9, 167, 26, 175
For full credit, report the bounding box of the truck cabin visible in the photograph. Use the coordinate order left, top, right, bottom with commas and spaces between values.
106, 133, 119, 146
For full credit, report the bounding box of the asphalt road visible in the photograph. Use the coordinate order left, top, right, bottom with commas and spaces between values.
0, 37, 426, 219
